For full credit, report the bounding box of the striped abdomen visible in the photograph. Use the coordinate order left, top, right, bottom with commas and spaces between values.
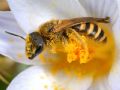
71, 23, 107, 43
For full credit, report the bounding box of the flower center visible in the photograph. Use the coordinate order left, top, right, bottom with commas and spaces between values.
39, 23, 115, 78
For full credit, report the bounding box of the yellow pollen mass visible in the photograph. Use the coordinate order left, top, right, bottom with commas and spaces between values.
64, 37, 89, 64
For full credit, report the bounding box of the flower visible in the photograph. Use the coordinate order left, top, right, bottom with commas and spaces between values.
0, 0, 120, 90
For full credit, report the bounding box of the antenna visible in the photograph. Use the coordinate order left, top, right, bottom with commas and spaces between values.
5, 31, 25, 40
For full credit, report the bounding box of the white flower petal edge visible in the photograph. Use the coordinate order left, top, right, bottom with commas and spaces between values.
7, 66, 93, 90
7, 0, 88, 33
0, 11, 42, 65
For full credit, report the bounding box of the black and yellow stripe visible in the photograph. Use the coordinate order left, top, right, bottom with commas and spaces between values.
71, 23, 107, 43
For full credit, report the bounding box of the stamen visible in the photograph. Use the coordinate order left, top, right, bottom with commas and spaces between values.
64, 31, 89, 64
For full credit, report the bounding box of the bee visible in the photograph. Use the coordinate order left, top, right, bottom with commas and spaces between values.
5, 17, 110, 59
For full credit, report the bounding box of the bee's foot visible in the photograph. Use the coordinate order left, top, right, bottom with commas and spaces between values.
104, 16, 110, 23
96, 16, 110, 23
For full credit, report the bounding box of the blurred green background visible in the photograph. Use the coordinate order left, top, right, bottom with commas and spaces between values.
0, 0, 29, 89
0, 56, 29, 90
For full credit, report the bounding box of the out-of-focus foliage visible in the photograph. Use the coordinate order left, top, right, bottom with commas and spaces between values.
0, 56, 15, 90
0, 55, 29, 90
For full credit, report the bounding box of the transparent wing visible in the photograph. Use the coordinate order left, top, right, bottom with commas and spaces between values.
53, 17, 110, 32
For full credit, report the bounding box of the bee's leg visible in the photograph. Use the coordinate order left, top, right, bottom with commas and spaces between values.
76, 17, 110, 23
94, 17, 110, 23
70, 17, 110, 23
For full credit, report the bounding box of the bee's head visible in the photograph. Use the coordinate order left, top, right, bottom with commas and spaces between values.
26, 32, 44, 59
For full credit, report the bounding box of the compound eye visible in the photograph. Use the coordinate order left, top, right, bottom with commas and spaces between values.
35, 45, 43, 55
30, 32, 44, 57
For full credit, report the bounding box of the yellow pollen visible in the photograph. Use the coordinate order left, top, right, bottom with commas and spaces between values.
64, 30, 89, 64
64, 39, 89, 64
44, 85, 48, 89
17, 53, 23, 58
53, 84, 65, 90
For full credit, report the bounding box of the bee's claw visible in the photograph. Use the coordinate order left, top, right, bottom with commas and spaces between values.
104, 16, 110, 23
96, 16, 110, 23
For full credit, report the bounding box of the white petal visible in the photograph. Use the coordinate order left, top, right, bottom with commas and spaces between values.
108, 0, 120, 87
78, 0, 119, 24
54, 73, 93, 90
108, 18, 120, 90
108, 4, 120, 88
7, 0, 88, 33
0, 11, 42, 65
88, 77, 111, 90
109, 60, 120, 90
7, 66, 56, 90
7, 66, 93, 90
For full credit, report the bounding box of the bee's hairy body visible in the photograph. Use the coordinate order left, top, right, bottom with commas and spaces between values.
38, 20, 68, 46
25, 17, 110, 59
5, 17, 110, 59
71, 23, 107, 42
38, 20, 107, 46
